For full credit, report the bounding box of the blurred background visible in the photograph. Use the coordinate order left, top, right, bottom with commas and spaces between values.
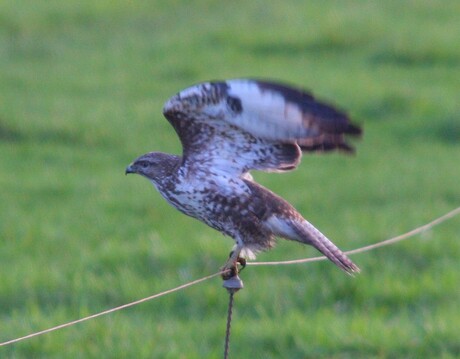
1, 1, 459, 357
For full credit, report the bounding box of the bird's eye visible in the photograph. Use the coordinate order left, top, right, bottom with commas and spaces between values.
139, 161, 149, 168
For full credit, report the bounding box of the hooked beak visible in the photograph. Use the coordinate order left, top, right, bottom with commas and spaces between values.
125, 164, 135, 175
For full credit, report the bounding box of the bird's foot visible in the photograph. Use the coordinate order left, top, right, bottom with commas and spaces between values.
221, 251, 245, 291
221, 251, 246, 280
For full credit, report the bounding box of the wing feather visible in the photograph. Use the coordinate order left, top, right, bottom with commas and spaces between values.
162, 79, 361, 176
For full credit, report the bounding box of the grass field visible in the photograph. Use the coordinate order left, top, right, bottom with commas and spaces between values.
1, 1, 459, 357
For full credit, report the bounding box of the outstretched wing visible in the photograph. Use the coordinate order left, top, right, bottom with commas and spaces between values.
162, 79, 361, 176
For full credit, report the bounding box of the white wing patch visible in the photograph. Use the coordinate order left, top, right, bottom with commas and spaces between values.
162, 78, 361, 178
226, 80, 308, 140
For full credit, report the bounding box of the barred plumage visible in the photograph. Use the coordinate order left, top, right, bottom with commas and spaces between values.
126, 79, 361, 274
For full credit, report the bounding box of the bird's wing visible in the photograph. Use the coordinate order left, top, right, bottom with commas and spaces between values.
162, 79, 361, 177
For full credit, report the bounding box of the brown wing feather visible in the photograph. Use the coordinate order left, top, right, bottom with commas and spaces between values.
162, 79, 362, 176
254, 80, 362, 153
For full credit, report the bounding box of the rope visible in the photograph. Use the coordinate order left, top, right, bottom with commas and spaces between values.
224, 290, 235, 359
222, 273, 243, 359
0, 271, 224, 347
248, 206, 460, 266
0, 206, 458, 348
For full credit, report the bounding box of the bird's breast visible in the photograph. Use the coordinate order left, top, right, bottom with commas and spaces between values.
156, 175, 251, 222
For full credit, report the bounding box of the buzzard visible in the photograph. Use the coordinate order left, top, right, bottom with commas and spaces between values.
126, 79, 361, 274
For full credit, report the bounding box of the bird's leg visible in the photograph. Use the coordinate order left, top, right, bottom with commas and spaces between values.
221, 248, 246, 280
237, 256, 247, 270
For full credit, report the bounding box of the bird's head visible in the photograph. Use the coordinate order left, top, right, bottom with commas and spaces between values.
125, 152, 180, 183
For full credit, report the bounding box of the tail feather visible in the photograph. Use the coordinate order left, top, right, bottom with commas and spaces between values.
287, 218, 359, 274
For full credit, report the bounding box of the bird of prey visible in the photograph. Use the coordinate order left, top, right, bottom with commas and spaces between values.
126, 79, 361, 274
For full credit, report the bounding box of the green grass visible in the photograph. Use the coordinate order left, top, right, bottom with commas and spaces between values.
1, 0, 460, 357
